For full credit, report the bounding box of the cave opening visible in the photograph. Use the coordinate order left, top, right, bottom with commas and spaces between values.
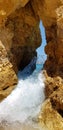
36, 20, 47, 69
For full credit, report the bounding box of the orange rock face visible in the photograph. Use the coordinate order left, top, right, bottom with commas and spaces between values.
0, 0, 63, 129
0, 0, 29, 26
0, 0, 63, 100
30, 0, 63, 77
5, 3, 41, 70
38, 99, 63, 130
0, 0, 41, 98
0, 0, 41, 71
45, 73, 63, 112
39, 0, 63, 77
0, 0, 63, 77
0, 40, 18, 101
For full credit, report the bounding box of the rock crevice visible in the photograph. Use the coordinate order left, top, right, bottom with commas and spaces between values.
0, 1, 63, 129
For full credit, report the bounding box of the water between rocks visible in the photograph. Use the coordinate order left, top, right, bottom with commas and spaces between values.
0, 59, 45, 130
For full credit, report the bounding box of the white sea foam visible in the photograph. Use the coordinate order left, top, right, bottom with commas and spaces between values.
0, 68, 45, 124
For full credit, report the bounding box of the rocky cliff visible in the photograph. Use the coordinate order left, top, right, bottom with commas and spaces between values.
0, 40, 18, 101
0, 0, 63, 129
0, 1, 63, 73
38, 71, 63, 130
30, 0, 63, 77
0, 0, 41, 99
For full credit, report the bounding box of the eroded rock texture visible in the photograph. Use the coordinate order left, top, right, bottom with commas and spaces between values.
0, 0, 41, 98
38, 99, 63, 130
45, 72, 63, 112
0, 0, 30, 26
0, 0, 63, 74
42, 70, 63, 130
5, 3, 41, 70
27, 0, 63, 77
0, 0, 63, 129
0, 0, 63, 98
30, 0, 63, 77
0, 40, 17, 101
42, 0, 63, 77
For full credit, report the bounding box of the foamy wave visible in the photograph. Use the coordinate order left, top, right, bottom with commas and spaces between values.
0, 70, 45, 123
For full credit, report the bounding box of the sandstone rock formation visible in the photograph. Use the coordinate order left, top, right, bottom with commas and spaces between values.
26, 0, 63, 77
0, 0, 63, 130
38, 99, 63, 130
0, 0, 63, 76
29, 0, 63, 77
0, 0, 41, 98
0, 1, 41, 71
45, 75, 63, 98
5, 3, 41, 70
33, 1, 63, 127
50, 87, 63, 112
41, 0, 63, 77
40, 70, 63, 129
0, 40, 18, 101
45, 74, 63, 112
0, 0, 30, 26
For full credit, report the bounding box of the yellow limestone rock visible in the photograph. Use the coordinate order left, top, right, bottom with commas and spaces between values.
38, 99, 63, 130
0, 40, 18, 101
0, 0, 29, 26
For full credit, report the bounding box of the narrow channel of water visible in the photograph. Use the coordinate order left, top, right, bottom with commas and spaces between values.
0, 58, 45, 130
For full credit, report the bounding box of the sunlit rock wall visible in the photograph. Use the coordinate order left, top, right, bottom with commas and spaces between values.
31, 0, 63, 77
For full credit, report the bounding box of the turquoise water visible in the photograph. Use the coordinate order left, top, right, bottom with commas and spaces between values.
36, 64, 43, 71
18, 57, 43, 79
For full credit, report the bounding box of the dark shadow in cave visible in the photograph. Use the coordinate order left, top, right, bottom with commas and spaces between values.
18, 21, 47, 79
